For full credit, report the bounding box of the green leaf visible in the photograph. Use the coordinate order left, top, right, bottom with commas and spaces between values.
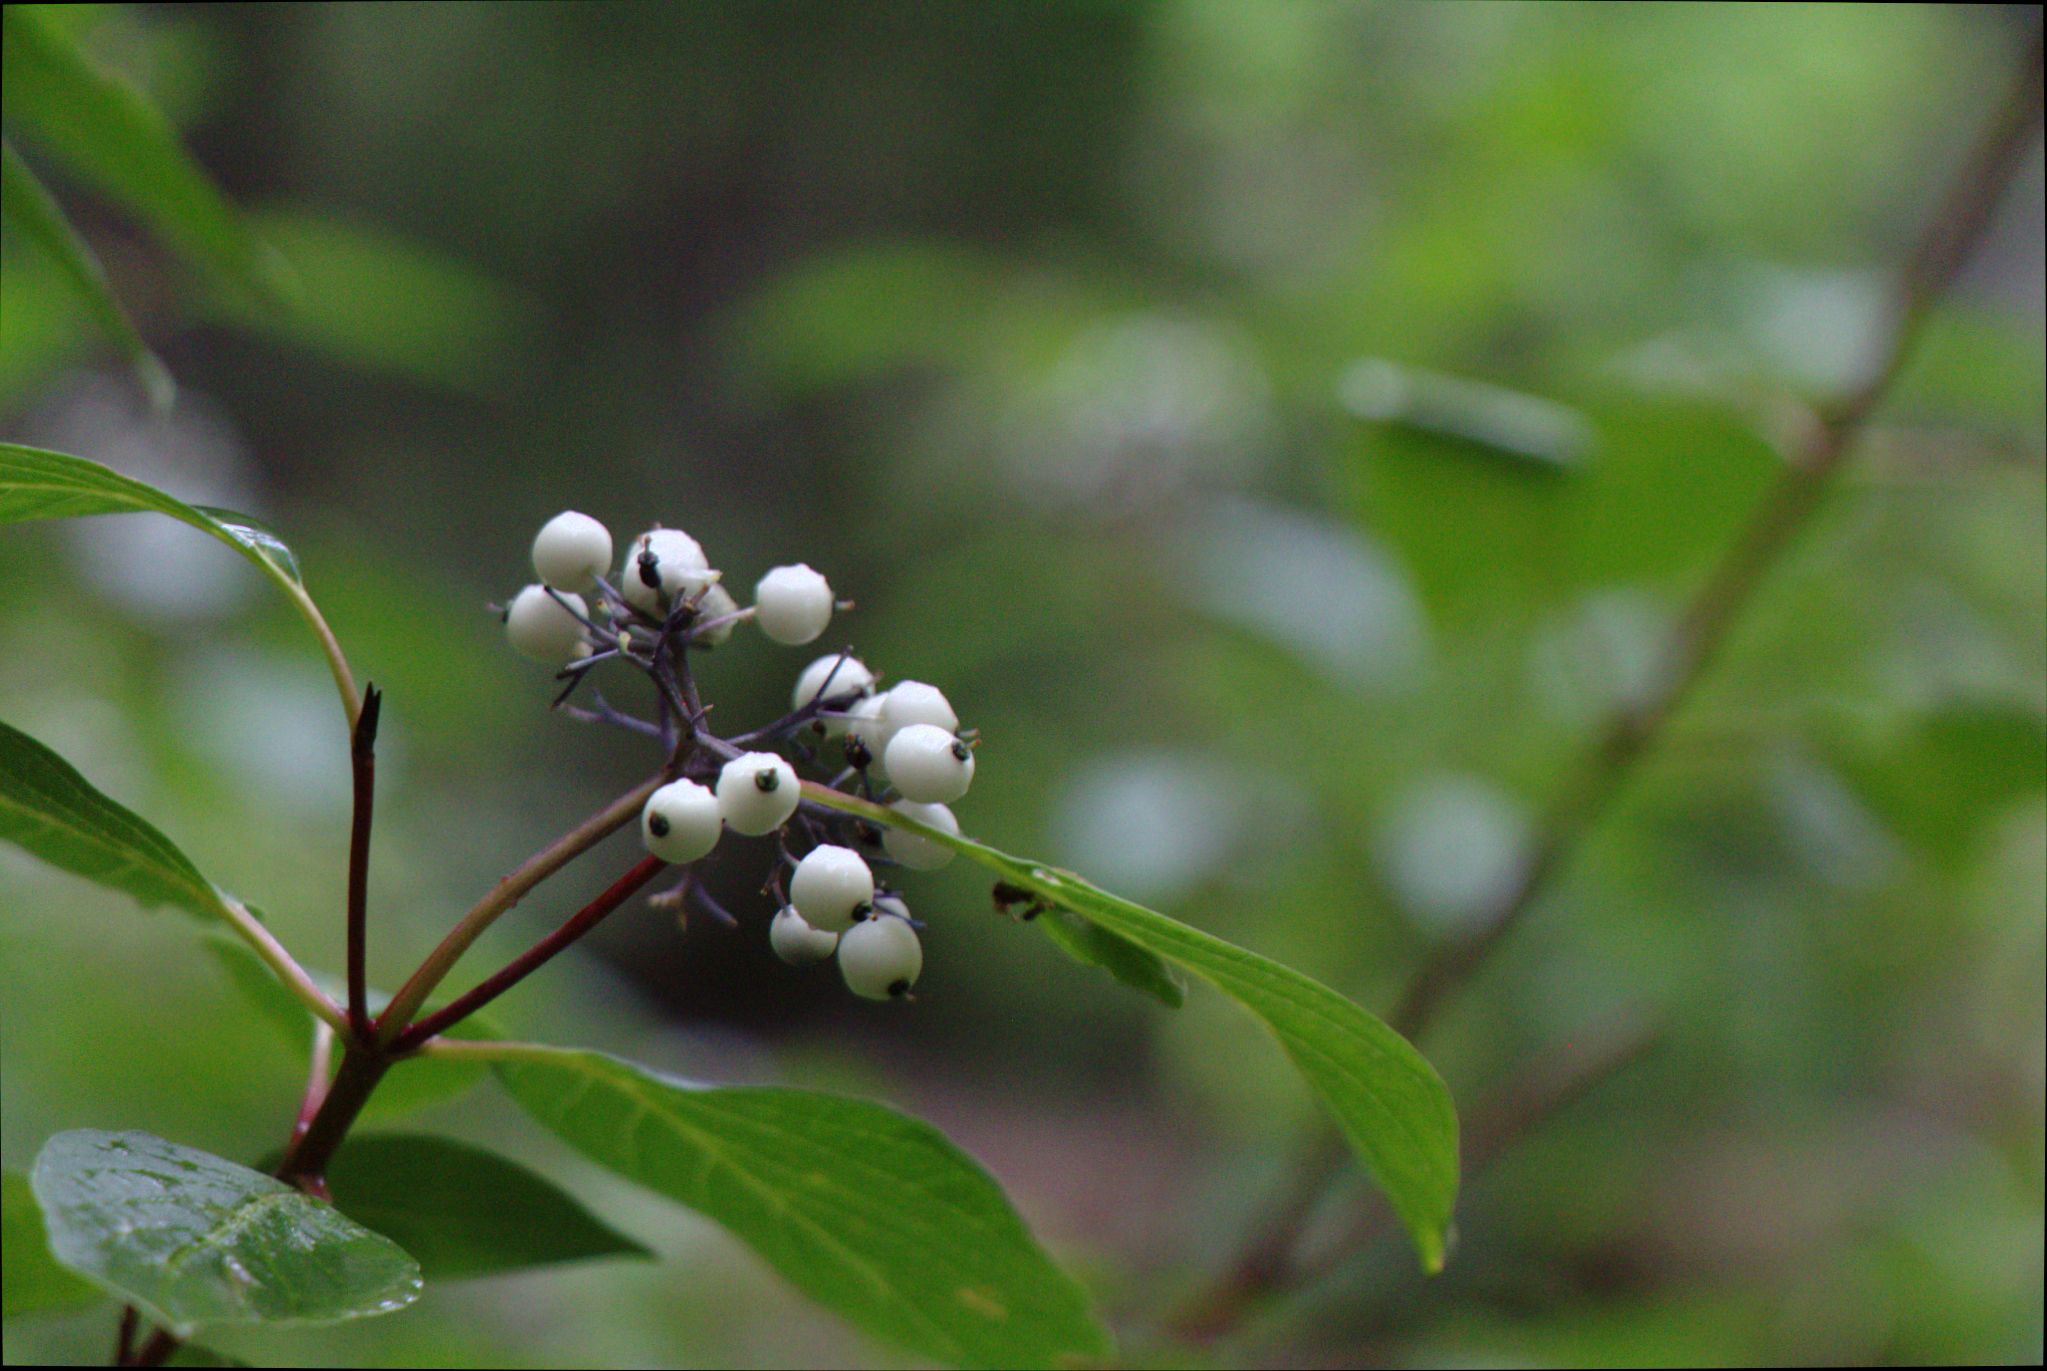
0, 443, 359, 722
993, 858, 1457, 1271
320, 1135, 649, 1281
163, 1347, 249, 1368
3, 1167, 101, 1318
0, 444, 301, 587
813, 789, 1460, 1272
1826, 702, 2047, 870
1033, 906, 1187, 1008
219, 209, 537, 397
0, 6, 290, 305
1, 137, 173, 409
1340, 391, 1780, 625
201, 930, 316, 1045
30, 1130, 421, 1337
487, 1045, 1112, 1369
201, 933, 490, 1124
0, 717, 228, 922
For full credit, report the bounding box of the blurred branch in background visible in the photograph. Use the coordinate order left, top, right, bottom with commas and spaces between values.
1171, 18, 2045, 1348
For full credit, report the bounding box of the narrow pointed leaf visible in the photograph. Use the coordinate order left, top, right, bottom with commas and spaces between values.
1019, 860, 1458, 1271
0, 717, 228, 922
486, 1044, 1111, 1369
0, 444, 301, 586
4, 1167, 101, 1318
0, 6, 290, 305
0, 444, 359, 721
319, 1135, 649, 1280
810, 787, 1461, 1272
2, 138, 173, 408
30, 1131, 420, 1337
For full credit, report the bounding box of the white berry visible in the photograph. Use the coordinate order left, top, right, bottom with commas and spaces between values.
792, 653, 875, 712
837, 913, 922, 1000
621, 528, 712, 616
716, 751, 799, 835
789, 843, 874, 933
884, 724, 975, 804
879, 681, 958, 736
843, 693, 892, 774
531, 511, 612, 593
695, 582, 739, 647
754, 564, 834, 646
641, 779, 722, 863
870, 891, 910, 922
769, 906, 838, 964
882, 800, 958, 870
505, 584, 590, 663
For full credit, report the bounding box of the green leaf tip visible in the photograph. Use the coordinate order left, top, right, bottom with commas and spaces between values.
0, 443, 361, 722
0, 717, 227, 922
804, 785, 1461, 1272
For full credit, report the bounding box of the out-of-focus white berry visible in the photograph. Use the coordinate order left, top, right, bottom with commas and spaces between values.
769, 906, 838, 964
754, 564, 834, 645
531, 511, 613, 593
789, 843, 874, 933
716, 751, 799, 835
884, 724, 975, 804
879, 681, 958, 737
621, 528, 712, 616
694, 583, 739, 646
870, 891, 910, 922
641, 779, 722, 863
837, 913, 922, 1000
882, 800, 958, 870
843, 693, 892, 773
792, 654, 875, 712
505, 584, 590, 663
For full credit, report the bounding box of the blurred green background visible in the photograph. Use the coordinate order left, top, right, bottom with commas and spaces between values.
2, 2, 2042, 1366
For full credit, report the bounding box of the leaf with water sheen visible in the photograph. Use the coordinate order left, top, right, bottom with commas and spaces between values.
3, 1167, 101, 1318
489, 1045, 1112, 1369
0, 718, 228, 922
30, 1131, 420, 1337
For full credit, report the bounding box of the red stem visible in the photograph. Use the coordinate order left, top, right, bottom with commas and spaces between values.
394, 854, 669, 1050
345, 684, 382, 1037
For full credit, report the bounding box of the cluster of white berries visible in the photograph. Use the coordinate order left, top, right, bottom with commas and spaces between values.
502, 510, 983, 1003
507, 510, 840, 664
